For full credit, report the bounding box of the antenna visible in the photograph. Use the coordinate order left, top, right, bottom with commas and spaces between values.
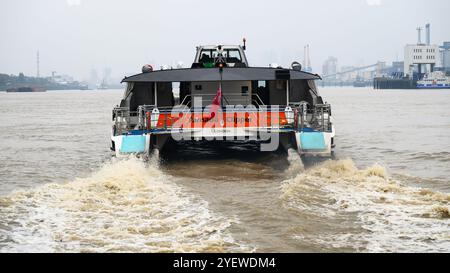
37, 51, 40, 78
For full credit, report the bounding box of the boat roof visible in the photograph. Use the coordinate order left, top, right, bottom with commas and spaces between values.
122, 67, 321, 83
197, 45, 243, 49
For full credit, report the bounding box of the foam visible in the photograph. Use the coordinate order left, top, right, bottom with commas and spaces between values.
281, 159, 450, 252
0, 157, 249, 253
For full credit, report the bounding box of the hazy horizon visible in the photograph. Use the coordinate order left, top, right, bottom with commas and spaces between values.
1, 0, 449, 81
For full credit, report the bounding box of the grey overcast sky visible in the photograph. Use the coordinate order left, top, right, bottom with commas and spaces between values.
1, 0, 449, 80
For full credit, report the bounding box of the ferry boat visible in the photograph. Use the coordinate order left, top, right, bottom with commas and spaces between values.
111, 41, 335, 157
417, 71, 450, 89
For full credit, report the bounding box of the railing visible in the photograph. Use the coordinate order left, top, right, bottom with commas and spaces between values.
113, 103, 332, 135
298, 104, 332, 132
137, 105, 155, 129
112, 107, 139, 135
180, 93, 266, 108
252, 94, 265, 107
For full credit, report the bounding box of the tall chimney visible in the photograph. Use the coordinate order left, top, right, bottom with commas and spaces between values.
425, 23, 430, 45
417, 27, 422, 45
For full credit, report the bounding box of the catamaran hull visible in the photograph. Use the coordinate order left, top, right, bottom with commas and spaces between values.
295, 131, 335, 157
111, 128, 335, 158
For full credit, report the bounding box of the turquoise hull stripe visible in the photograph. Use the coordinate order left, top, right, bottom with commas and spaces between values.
300, 132, 326, 150
120, 135, 146, 153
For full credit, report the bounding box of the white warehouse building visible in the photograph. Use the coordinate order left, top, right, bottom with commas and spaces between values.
404, 44, 439, 76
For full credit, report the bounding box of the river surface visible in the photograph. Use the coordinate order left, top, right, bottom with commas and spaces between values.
0, 88, 449, 252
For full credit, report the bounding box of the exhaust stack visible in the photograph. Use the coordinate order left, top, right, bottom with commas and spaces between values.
425, 23, 430, 45
417, 27, 422, 45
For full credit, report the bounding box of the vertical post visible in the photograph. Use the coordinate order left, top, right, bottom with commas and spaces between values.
286, 80, 290, 106
138, 106, 142, 129
220, 83, 223, 107
219, 67, 223, 107
300, 105, 304, 130
322, 107, 324, 131
154, 82, 158, 106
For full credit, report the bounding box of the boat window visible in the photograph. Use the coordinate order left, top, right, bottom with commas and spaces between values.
199, 50, 214, 63
226, 50, 242, 63
199, 49, 242, 63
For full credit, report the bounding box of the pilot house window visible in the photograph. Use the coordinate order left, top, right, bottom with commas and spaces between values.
199, 49, 242, 63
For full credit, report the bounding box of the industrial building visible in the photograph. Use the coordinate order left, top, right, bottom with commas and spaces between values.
404, 24, 440, 77
440, 42, 450, 73
320, 23, 448, 88
322, 56, 338, 78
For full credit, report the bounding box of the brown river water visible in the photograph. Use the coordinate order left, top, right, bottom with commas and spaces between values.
0, 88, 449, 252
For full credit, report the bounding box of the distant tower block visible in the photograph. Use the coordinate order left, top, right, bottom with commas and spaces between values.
37, 51, 40, 78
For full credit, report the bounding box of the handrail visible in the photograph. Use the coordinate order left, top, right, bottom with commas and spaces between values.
113, 107, 139, 135
251, 94, 265, 106
297, 104, 332, 132
180, 93, 266, 108
112, 103, 332, 135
